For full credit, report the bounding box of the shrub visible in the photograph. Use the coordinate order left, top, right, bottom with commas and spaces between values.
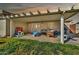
0, 38, 79, 55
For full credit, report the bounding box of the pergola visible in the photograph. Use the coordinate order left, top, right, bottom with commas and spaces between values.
0, 5, 79, 44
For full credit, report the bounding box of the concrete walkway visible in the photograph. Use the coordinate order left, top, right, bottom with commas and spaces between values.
66, 37, 79, 45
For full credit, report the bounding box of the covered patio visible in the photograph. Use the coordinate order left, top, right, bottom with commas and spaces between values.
0, 4, 79, 44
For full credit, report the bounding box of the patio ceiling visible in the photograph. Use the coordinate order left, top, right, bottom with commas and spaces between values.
64, 9, 79, 20
0, 5, 79, 22
12, 13, 62, 22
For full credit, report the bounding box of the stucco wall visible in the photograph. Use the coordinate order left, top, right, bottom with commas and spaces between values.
14, 21, 28, 33
10, 20, 28, 36
28, 21, 60, 32
0, 20, 6, 37
10, 20, 60, 36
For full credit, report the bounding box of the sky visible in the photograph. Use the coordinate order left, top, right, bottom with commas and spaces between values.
0, 3, 76, 10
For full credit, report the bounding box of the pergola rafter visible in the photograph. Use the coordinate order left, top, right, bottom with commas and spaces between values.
0, 8, 79, 20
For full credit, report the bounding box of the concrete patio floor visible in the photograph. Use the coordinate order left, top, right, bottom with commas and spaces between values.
14, 34, 79, 44
18, 34, 59, 43
66, 37, 79, 45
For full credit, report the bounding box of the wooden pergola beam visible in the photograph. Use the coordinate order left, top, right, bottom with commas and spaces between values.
2, 10, 14, 16
29, 11, 33, 15
1, 9, 79, 19
22, 13, 26, 16
37, 10, 41, 15
47, 9, 50, 13
65, 9, 79, 13
26, 20, 60, 23
58, 8, 61, 12
67, 13, 78, 20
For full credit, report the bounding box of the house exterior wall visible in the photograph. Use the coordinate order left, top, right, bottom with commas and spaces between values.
0, 19, 6, 37
14, 21, 28, 33
10, 20, 28, 36
47, 22, 60, 30
10, 20, 60, 36
14, 21, 60, 33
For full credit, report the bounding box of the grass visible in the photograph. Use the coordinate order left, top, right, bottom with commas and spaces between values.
0, 38, 79, 55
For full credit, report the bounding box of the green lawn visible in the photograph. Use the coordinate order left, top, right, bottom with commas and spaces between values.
0, 38, 79, 55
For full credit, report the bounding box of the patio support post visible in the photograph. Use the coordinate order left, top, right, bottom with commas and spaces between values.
10, 19, 13, 37
60, 15, 64, 44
